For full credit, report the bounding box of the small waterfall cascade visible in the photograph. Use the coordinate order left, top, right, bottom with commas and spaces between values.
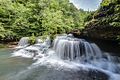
53, 35, 103, 61
53, 35, 120, 74
13, 37, 51, 58
18, 37, 29, 46
16, 37, 30, 50
12, 34, 120, 80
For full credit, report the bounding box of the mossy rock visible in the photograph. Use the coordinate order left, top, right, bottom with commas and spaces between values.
83, 0, 120, 41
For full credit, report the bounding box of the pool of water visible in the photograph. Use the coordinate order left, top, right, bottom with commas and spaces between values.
0, 49, 33, 80
0, 48, 109, 80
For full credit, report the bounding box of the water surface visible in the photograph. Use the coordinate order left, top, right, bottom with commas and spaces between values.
0, 49, 33, 80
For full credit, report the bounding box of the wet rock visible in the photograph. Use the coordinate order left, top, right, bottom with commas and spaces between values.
69, 29, 81, 38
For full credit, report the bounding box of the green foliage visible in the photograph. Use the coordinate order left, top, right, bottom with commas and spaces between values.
84, 0, 120, 41
117, 35, 120, 44
28, 33, 36, 45
117, 35, 120, 40
110, 22, 120, 27
0, 24, 6, 39
101, 0, 111, 6
101, 0, 120, 6
84, 12, 94, 22
0, 0, 89, 41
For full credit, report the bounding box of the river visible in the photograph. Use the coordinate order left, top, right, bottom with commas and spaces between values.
0, 49, 33, 80
0, 35, 120, 80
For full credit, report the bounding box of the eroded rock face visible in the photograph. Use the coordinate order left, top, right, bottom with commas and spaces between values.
83, 0, 120, 41
83, 26, 120, 40
69, 29, 81, 38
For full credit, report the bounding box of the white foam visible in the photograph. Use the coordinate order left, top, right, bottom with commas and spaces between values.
11, 35, 120, 80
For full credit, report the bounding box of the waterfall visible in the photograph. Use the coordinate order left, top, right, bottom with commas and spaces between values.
53, 35, 120, 74
15, 37, 30, 50
13, 37, 51, 58
12, 34, 120, 80
18, 37, 29, 46
53, 35, 102, 61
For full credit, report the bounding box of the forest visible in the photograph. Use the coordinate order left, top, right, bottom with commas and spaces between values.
0, 0, 119, 44
0, 0, 90, 42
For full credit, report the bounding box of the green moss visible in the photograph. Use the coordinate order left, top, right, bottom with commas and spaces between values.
84, 0, 120, 42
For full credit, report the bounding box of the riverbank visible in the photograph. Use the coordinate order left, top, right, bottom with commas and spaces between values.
0, 42, 18, 49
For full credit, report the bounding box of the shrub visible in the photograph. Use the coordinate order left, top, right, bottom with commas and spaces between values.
28, 33, 36, 45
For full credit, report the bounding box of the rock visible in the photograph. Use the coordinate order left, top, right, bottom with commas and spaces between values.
69, 29, 81, 38
83, 0, 120, 41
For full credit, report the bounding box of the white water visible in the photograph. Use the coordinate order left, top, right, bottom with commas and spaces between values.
12, 35, 120, 80
15, 37, 29, 50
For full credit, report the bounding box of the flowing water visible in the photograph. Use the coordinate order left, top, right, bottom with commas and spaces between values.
0, 35, 120, 80
16, 37, 29, 50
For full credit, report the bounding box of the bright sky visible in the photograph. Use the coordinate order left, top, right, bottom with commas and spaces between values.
69, 0, 102, 11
